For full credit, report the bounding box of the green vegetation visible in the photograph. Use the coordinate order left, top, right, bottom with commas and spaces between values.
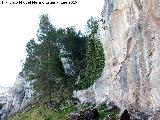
98, 102, 119, 120
10, 15, 106, 120
8, 102, 119, 120
21, 15, 104, 105
80, 102, 119, 120
76, 17, 105, 89
8, 103, 75, 120
21, 14, 86, 107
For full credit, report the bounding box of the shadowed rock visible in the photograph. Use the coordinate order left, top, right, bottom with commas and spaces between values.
120, 109, 130, 120
67, 108, 99, 120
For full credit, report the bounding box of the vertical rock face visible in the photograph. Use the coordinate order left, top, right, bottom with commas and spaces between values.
0, 75, 33, 119
75, 0, 160, 119
11, 75, 33, 112
60, 48, 75, 76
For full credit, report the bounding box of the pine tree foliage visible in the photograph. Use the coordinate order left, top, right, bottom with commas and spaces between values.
22, 14, 86, 107
57, 27, 86, 90
22, 14, 68, 105
76, 17, 105, 89
21, 14, 104, 107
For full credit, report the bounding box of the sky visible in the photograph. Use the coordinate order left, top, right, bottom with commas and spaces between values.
0, 0, 104, 87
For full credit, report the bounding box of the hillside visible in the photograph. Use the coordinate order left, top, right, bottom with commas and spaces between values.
2, 0, 160, 120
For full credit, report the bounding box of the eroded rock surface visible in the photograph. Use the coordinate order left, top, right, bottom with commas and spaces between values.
0, 75, 33, 120
0, 86, 9, 105
74, 0, 160, 119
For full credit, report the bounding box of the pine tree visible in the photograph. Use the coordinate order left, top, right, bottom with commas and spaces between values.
22, 14, 90, 107
22, 14, 67, 106
77, 17, 105, 89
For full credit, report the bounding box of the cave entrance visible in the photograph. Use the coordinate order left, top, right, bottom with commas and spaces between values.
120, 109, 130, 120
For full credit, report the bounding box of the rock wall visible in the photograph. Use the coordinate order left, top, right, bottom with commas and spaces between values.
0, 75, 33, 119
0, 86, 9, 104
74, 0, 160, 119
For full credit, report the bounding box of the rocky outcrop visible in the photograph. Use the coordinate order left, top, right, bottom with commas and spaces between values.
60, 48, 75, 76
67, 108, 99, 120
0, 86, 9, 104
0, 75, 33, 119
74, 0, 160, 119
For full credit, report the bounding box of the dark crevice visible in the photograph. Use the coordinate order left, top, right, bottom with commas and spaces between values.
120, 109, 131, 120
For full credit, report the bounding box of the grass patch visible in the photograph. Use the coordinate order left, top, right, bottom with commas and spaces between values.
8, 104, 75, 120
8, 102, 119, 120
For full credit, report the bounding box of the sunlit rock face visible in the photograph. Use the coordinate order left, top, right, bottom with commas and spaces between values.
11, 75, 33, 112
75, 0, 160, 119
0, 75, 33, 119
60, 48, 75, 76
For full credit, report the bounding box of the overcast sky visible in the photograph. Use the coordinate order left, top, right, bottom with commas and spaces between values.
0, 0, 104, 87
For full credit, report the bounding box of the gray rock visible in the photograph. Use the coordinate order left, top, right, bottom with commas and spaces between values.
0, 75, 33, 120
74, 0, 160, 119
0, 86, 9, 104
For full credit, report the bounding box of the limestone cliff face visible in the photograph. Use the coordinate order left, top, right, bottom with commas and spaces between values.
74, 0, 160, 119
0, 75, 33, 119
0, 86, 9, 104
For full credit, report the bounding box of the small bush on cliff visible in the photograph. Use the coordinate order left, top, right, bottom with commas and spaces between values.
99, 102, 107, 111
98, 102, 119, 120
80, 102, 95, 110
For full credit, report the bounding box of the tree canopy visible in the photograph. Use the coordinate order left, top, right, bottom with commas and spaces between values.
21, 15, 104, 108
21, 14, 87, 107
76, 17, 105, 89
